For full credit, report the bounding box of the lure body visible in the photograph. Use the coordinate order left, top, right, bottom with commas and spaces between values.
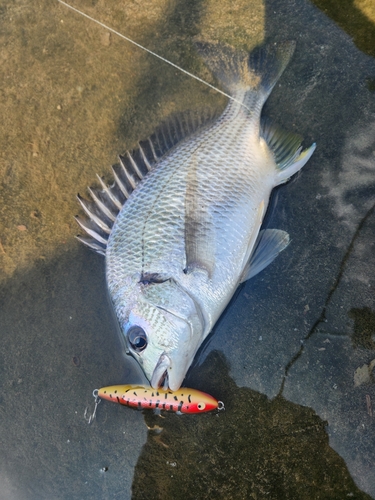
97, 384, 221, 414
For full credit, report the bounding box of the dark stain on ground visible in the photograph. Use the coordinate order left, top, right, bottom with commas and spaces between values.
132, 351, 371, 500
277, 201, 375, 393
365, 77, 375, 92
349, 307, 375, 350
311, 0, 375, 58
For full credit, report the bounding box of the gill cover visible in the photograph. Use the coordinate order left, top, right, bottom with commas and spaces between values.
123, 279, 205, 391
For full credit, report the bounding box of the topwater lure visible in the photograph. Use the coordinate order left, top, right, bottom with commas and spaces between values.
98, 385, 224, 413
87, 385, 224, 419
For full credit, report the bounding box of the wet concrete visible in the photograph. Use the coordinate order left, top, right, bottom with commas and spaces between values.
1, 0, 375, 498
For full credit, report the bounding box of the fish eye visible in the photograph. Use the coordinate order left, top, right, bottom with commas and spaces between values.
127, 325, 148, 352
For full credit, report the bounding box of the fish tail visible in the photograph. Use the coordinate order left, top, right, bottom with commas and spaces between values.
194, 40, 295, 107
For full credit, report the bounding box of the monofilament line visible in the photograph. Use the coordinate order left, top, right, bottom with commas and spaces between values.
57, 0, 249, 111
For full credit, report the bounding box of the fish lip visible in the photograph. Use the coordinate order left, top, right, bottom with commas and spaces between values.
151, 353, 171, 389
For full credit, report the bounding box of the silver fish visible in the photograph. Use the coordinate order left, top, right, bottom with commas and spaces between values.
76, 41, 315, 390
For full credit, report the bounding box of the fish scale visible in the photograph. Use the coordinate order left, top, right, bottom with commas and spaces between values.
77, 40, 316, 391
108, 108, 263, 283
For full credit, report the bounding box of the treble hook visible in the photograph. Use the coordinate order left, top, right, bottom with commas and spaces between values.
84, 389, 101, 424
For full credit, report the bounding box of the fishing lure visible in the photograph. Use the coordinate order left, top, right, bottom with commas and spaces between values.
88, 385, 224, 419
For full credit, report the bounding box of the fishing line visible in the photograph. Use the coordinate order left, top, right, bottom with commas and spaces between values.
57, 0, 248, 110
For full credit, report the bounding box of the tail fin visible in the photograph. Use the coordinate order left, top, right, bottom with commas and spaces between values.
195, 40, 295, 104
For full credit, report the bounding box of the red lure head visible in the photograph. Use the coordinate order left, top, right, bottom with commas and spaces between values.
178, 389, 219, 413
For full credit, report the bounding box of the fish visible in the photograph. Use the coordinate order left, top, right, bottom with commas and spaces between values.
76, 40, 316, 391
97, 384, 223, 414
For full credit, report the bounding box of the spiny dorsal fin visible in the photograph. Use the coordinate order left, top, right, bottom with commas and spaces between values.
75, 108, 218, 255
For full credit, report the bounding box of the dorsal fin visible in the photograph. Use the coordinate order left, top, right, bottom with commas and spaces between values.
75, 108, 218, 254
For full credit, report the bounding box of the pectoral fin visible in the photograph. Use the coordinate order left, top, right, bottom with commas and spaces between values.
240, 229, 290, 283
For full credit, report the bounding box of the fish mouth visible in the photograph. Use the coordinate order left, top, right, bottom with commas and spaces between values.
151, 353, 171, 389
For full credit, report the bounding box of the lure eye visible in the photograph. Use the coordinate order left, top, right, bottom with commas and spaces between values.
127, 325, 148, 352
197, 402, 206, 411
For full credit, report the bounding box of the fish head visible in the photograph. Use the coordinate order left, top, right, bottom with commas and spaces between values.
120, 278, 205, 391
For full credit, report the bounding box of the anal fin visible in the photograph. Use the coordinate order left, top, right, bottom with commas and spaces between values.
275, 143, 316, 184
261, 118, 316, 185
